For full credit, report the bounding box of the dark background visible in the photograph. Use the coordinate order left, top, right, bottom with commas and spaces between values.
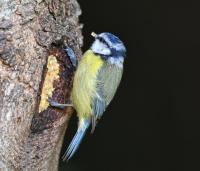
60, 0, 200, 170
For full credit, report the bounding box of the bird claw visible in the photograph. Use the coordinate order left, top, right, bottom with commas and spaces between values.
48, 98, 73, 109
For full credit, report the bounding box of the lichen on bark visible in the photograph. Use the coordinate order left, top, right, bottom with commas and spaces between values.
0, 0, 82, 170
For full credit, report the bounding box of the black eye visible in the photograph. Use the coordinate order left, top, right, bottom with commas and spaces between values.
98, 37, 105, 43
97, 37, 110, 48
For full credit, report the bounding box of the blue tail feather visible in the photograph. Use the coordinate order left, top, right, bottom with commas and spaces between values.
62, 119, 90, 161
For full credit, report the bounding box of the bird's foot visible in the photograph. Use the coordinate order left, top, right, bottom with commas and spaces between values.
48, 98, 73, 109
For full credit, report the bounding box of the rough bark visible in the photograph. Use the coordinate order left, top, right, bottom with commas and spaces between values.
0, 0, 82, 170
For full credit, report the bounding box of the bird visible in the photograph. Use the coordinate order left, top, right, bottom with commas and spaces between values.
49, 32, 126, 161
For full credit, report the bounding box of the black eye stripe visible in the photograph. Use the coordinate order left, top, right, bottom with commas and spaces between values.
97, 37, 110, 48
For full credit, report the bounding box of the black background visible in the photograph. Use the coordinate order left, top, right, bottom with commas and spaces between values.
60, 0, 200, 170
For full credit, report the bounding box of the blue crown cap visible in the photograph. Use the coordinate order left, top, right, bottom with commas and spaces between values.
99, 32, 126, 56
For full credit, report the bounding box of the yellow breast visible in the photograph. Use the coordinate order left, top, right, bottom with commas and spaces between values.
71, 50, 104, 119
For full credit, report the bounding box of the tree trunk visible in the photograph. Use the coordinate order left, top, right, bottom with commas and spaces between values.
0, 0, 82, 170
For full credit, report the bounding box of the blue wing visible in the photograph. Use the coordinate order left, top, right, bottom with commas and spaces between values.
91, 63, 123, 131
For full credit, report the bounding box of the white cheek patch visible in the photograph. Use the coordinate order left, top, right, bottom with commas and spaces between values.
91, 40, 111, 55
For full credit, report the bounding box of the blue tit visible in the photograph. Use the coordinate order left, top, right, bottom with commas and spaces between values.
50, 32, 126, 160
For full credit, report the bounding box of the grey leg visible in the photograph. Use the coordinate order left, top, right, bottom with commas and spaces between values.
48, 98, 73, 109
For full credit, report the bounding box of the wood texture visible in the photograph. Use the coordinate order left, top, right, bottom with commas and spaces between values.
0, 0, 82, 170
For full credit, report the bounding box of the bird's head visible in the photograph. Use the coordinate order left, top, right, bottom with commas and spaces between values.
91, 32, 126, 66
